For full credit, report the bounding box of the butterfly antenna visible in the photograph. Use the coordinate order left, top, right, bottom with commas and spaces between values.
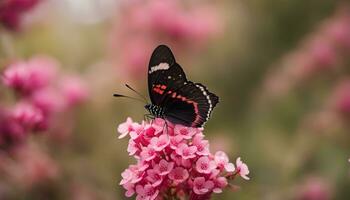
113, 93, 146, 104
125, 84, 149, 104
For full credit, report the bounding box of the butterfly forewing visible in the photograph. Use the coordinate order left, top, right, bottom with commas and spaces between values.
148, 45, 187, 105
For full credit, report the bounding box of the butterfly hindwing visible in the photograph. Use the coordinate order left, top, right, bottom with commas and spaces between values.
163, 82, 219, 127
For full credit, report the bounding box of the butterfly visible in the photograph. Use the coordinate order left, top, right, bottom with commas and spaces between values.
115, 45, 219, 128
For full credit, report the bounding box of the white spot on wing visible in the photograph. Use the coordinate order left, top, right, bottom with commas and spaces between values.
149, 63, 170, 74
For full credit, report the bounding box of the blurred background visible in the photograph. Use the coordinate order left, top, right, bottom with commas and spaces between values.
0, 0, 350, 199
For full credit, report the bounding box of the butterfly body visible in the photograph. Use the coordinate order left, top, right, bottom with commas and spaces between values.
146, 45, 219, 128
145, 104, 164, 118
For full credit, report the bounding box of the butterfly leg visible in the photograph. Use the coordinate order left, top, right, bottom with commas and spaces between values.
144, 114, 154, 123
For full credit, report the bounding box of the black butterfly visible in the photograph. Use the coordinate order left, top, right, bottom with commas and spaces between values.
116, 45, 219, 128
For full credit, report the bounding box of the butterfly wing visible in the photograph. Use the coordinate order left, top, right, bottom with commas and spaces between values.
148, 45, 187, 105
148, 45, 219, 127
163, 82, 219, 127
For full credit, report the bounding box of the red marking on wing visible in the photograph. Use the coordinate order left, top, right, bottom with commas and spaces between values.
153, 84, 167, 95
153, 87, 164, 94
188, 100, 200, 126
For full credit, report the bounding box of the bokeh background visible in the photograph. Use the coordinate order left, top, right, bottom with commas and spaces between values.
1, 0, 350, 199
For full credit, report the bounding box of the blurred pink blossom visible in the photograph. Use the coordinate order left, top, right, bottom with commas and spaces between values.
325, 6, 350, 51
31, 87, 65, 115
59, 75, 89, 107
0, 107, 26, 146
331, 80, 350, 115
11, 102, 44, 132
0, 0, 42, 31
0, 55, 89, 147
2, 56, 58, 96
69, 183, 99, 200
109, 0, 224, 79
297, 177, 332, 200
262, 5, 350, 98
117, 117, 249, 199
1, 144, 60, 189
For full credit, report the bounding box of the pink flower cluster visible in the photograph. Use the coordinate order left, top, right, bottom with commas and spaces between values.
0, 144, 60, 189
0, 56, 88, 147
263, 5, 350, 98
0, 0, 42, 31
297, 177, 332, 200
331, 80, 350, 116
109, 0, 224, 79
118, 118, 249, 200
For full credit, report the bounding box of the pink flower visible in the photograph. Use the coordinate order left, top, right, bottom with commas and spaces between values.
146, 169, 163, 187
122, 182, 135, 197
0, 55, 89, 148
2, 56, 58, 95
127, 139, 139, 156
193, 177, 214, 195
212, 177, 228, 193
193, 134, 210, 156
326, 13, 350, 50
31, 88, 65, 115
11, 102, 43, 132
2, 62, 30, 92
118, 117, 134, 139
331, 80, 350, 115
140, 147, 156, 162
169, 167, 189, 184
117, 117, 249, 199
118, 39, 153, 78
196, 156, 216, 174
149, 134, 170, 151
308, 40, 337, 69
8, 144, 60, 188
130, 169, 145, 184
297, 177, 332, 200
214, 151, 235, 172
109, 0, 224, 80
120, 168, 133, 185
129, 123, 145, 140
170, 135, 184, 150
174, 124, 197, 139
0, 0, 42, 31
0, 109, 26, 146
135, 183, 159, 200
59, 76, 89, 107
235, 157, 250, 180
154, 159, 174, 176
143, 124, 157, 137
176, 143, 197, 159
